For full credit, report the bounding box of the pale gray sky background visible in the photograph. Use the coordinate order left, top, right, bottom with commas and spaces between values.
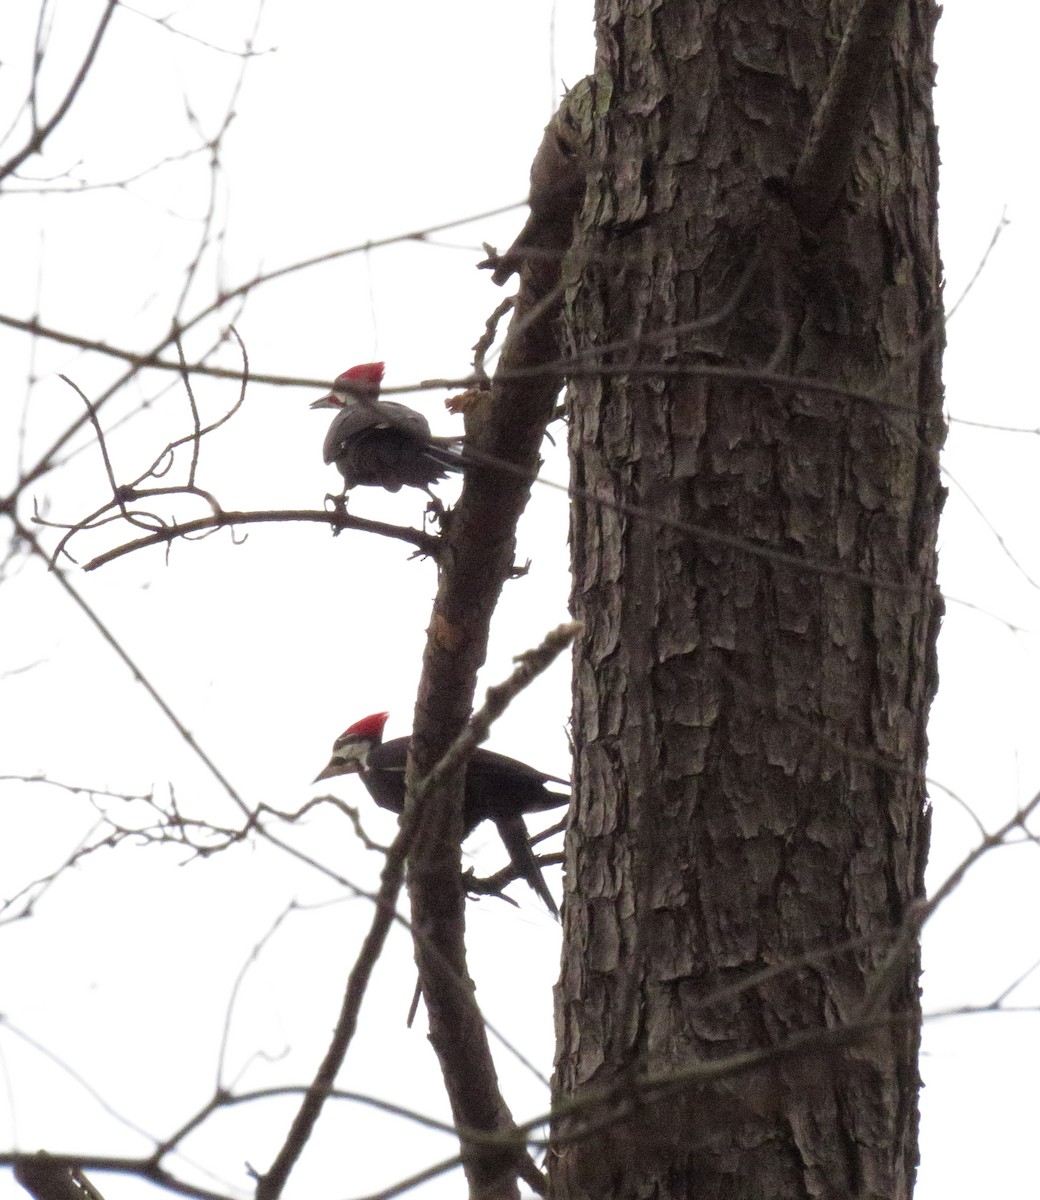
1, 2, 1038, 1198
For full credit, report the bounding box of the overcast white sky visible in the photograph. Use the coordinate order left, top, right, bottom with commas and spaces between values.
1, 2, 1038, 1198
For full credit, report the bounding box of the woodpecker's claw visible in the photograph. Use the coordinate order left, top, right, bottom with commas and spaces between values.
424, 494, 447, 525
461, 867, 522, 909
324, 491, 349, 535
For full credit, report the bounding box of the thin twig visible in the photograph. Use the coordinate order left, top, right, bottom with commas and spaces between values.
0, 0, 119, 183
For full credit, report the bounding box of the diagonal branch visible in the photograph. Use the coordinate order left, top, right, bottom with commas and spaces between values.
401, 87, 587, 1200
255, 624, 577, 1200
13, 1153, 107, 1200
10, 517, 249, 818
254, 824, 411, 1200
0, 0, 119, 183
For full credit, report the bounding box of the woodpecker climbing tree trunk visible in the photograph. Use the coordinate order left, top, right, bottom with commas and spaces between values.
553, 2, 945, 1198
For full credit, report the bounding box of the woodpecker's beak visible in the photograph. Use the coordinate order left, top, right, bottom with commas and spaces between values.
310, 393, 339, 410
313, 758, 360, 783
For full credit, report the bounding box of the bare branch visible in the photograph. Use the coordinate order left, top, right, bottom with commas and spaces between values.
0, 0, 119, 183
401, 82, 591, 1200
464, 849, 564, 903
859, 784, 1040, 1018
80, 509, 438, 570
56, 375, 122, 499
0, 1019, 159, 1147
10, 517, 250, 818
414, 621, 580, 805
253, 626, 576, 1200
472, 295, 515, 384
119, 3, 273, 57
253, 826, 411, 1200
13, 1153, 106, 1200
944, 208, 1009, 321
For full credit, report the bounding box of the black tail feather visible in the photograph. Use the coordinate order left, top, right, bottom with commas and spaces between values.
422, 441, 468, 474
493, 813, 559, 918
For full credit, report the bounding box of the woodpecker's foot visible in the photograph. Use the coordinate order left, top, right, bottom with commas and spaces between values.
461, 867, 521, 908
324, 491, 349, 535
424, 495, 448, 526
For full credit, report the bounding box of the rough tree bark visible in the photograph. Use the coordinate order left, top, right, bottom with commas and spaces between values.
553, 1, 944, 1198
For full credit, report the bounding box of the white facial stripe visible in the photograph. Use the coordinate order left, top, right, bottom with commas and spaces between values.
332, 739, 367, 761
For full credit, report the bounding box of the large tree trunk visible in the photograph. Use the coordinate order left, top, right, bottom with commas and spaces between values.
553, 2, 944, 1198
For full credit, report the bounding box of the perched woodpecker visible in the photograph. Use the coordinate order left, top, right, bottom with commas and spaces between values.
310, 362, 465, 497
314, 712, 567, 915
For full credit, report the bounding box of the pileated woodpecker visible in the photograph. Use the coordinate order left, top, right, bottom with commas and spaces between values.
310, 362, 465, 497
313, 712, 567, 915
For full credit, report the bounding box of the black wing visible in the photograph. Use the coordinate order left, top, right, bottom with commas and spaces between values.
322, 400, 432, 465
364, 736, 570, 826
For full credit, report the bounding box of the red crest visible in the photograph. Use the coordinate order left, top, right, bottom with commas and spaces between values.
340, 711, 390, 740
336, 362, 385, 387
